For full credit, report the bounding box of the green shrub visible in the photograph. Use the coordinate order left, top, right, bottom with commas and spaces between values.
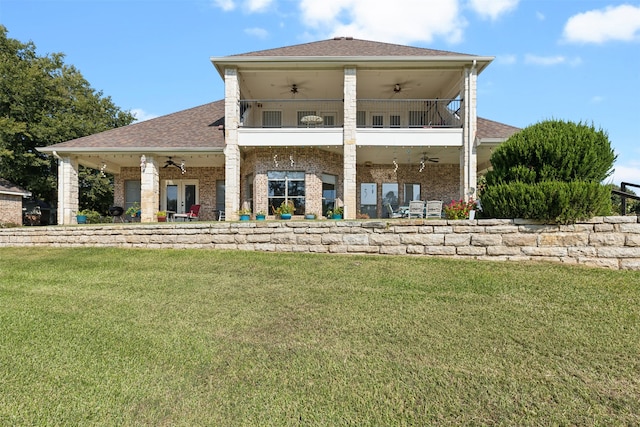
481, 181, 611, 224
482, 120, 616, 223
486, 120, 616, 185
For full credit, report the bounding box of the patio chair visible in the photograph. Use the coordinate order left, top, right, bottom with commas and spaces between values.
426, 200, 443, 218
408, 200, 425, 218
385, 203, 403, 218
174, 204, 200, 221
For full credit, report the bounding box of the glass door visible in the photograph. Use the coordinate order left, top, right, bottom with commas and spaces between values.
163, 180, 198, 214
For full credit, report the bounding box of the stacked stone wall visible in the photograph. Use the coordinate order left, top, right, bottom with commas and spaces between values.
1, 216, 639, 270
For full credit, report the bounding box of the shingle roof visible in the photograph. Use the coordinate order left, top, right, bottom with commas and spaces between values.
0, 178, 31, 197
44, 100, 225, 150
229, 37, 476, 58
476, 117, 520, 140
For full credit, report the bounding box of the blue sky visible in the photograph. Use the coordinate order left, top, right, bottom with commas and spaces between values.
1, 0, 639, 184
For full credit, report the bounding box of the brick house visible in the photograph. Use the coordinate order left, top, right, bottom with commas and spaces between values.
40, 37, 519, 224
0, 178, 32, 225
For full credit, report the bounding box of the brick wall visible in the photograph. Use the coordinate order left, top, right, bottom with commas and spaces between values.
0, 194, 23, 226
2, 216, 639, 270
113, 150, 460, 220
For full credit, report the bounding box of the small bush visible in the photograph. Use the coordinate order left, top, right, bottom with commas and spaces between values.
481, 181, 611, 224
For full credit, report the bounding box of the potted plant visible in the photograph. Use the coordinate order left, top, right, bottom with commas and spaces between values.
238, 208, 251, 221
305, 212, 316, 220
326, 209, 333, 219
255, 210, 266, 221
275, 200, 294, 219
76, 209, 91, 224
125, 202, 141, 220
332, 206, 344, 220
156, 210, 167, 222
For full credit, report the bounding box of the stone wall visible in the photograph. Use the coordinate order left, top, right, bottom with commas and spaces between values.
1, 216, 639, 270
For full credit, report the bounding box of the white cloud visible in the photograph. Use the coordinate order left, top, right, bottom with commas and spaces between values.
246, 0, 273, 13
299, 0, 466, 44
495, 54, 517, 65
611, 164, 640, 185
524, 54, 581, 66
131, 109, 158, 123
590, 95, 605, 104
562, 4, 640, 44
244, 27, 269, 38
467, 0, 519, 21
212, 0, 235, 11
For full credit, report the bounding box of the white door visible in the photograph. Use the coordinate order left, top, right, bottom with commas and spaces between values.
162, 180, 198, 214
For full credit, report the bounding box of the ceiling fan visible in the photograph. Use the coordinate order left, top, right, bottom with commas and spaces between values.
164, 157, 186, 174
419, 153, 439, 172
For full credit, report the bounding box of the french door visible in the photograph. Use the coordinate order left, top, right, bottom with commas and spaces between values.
163, 179, 198, 214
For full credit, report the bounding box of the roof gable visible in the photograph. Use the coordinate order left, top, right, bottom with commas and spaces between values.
228, 37, 476, 58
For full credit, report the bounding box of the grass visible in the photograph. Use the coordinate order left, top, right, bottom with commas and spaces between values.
1, 247, 639, 426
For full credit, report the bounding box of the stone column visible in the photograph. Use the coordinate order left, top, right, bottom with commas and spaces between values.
460, 63, 478, 201
224, 67, 241, 221
57, 156, 79, 225
343, 67, 357, 219
140, 155, 159, 223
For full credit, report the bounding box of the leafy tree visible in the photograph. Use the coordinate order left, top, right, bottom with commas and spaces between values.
0, 25, 134, 209
482, 120, 616, 223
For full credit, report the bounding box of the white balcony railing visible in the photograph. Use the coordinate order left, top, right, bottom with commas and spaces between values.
239, 98, 462, 129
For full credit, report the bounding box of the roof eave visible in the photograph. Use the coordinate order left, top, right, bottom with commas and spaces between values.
38, 147, 225, 154
210, 55, 494, 78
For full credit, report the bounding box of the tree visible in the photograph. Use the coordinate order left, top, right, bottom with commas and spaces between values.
481, 120, 616, 223
0, 25, 134, 208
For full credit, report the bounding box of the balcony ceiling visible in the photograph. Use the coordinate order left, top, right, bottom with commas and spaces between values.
238, 69, 462, 100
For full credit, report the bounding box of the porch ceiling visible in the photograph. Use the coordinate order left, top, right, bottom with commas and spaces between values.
237, 68, 463, 100
73, 151, 225, 174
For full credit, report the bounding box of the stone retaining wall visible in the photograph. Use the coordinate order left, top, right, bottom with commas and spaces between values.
2, 216, 639, 270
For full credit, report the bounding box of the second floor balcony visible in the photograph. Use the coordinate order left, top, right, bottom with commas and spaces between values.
239, 98, 462, 129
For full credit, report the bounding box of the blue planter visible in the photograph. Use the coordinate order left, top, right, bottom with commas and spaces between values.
76, 215, 87, 224
332, 214, 343, 220
256, 214, 266, 221
239, 214, 250, 221
280, 213, 292, 220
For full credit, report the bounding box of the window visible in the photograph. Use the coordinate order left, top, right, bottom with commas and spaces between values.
404, 183, 421, 202
263, 111, 282, 127
268, 171, 305, 215
322, 174, 337, 216
360, 183, 377, 218
124, 180, 140, 211
382, 183, 399, 217
321, 112, 336, 127
245, 174, 253, 210
216, 180, 225, 212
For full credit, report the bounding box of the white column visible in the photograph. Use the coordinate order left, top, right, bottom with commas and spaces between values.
57, 156, 79, 225
343, 67, 357, 219
224, 67, 240, 221
140, 155, 159, 223
460, 63, 478, 201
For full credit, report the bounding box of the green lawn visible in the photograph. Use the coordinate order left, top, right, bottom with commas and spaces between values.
1, 247, 638, 426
